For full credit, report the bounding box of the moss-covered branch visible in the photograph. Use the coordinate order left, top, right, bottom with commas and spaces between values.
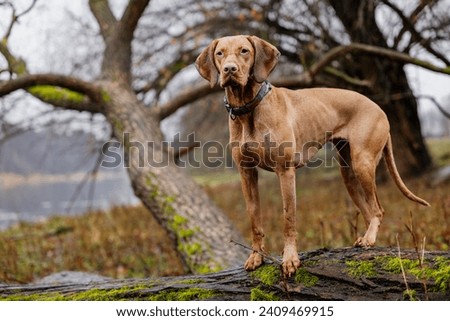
1, 36, 106, 113
0, 74, 106, 113
1, 248, 448, 301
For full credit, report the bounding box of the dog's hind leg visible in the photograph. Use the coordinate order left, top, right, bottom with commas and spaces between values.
336, 140, 385, 247
350, 144, 385, 247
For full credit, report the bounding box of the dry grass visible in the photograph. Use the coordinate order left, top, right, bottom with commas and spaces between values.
0, 206, 185, 284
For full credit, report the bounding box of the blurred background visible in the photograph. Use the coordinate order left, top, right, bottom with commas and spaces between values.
0, 0, 449, 283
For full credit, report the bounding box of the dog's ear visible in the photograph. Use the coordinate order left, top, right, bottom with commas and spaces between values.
195, 39, 219, 88
247, 36, 280, 83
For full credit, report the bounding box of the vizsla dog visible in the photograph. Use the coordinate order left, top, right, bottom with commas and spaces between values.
195, 35, 430, 277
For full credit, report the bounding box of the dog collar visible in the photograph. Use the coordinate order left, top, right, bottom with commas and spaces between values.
223, 81, 272, 120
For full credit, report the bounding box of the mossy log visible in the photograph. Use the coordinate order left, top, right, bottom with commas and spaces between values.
1, 248, 449, 301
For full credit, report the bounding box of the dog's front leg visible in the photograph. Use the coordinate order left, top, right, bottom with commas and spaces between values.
278, 167, 301, 277
239, 167, 265, 271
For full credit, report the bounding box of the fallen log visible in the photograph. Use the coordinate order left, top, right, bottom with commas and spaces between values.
1, 247, 449, 301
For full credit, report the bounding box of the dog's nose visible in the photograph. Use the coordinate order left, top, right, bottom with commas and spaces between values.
223, 63, 238, 75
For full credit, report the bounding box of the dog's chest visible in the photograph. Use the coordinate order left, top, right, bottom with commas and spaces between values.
229, 118, 289, 170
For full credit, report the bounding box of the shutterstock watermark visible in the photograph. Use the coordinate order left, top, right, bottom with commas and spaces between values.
100, 132, 349, 169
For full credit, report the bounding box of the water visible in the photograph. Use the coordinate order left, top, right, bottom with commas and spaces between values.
0, 169, 139, 230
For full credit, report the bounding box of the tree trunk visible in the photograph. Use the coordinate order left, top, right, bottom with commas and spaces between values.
83, 1, 248, 274
329, 0, 432, 178
100, 81, 246, 273
1, 248, 448, 300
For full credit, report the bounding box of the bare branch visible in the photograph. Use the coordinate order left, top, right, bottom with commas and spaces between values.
418, 95, 450, 120
119, 0, 150, 40
323, 67, 371, 87
1, 0, 37, 40
88, 0, 117, 39
152, 83, 220, 120
374, 91, 450, 120
381, 0, 450, 65
307, 43, 450, 79
1, 1, 15, 41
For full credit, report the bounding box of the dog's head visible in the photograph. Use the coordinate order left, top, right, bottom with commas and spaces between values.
195, 35, 280, 88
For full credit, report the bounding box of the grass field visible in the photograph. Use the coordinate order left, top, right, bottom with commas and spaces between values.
0, 138, 449, 284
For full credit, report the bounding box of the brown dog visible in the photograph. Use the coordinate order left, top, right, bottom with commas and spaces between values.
195, 35, 429, 277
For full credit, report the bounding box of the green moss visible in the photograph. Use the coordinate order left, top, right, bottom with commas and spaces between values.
171, 214, 187, 227
376, 256, 450, 293
250, 286, 279, 301
170, 61, 187, 74
146, 169, 225, 274
101, 90, 111, 103
403, 289, 417, 301
148, 288, 217, 301
14, 58, 27, 75
28, 85, 85, 104
377, 256, 419, 274
195, 264, 222, 274
250, 264, 280, 286
69, 288, 133, 301
181, 242, 202, 256
346, 260, 376, 278
415, 256, 450, 293
145, 174, 220, 274
1, 292, 66, 301
178, 229, 195, 238
111, 117, 124, 133
2, 284, 151, 301
294, 268, 319, 287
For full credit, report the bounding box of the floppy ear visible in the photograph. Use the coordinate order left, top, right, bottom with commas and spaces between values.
247, 36, 280, 83
195, 39, 219, 88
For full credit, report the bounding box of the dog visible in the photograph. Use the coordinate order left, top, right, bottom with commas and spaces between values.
195, 35, 429, 277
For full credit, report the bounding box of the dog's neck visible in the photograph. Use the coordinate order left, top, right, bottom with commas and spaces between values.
224, 79, 262, 108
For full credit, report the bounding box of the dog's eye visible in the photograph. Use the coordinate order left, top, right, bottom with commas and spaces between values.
241, 48, 249, 54
216, 51, 223, 57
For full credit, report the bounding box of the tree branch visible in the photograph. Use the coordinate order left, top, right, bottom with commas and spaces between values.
1, 248, 448, 301
152, 83, 220, 120
0, 74, 105, 113
88, 0, 117, 39
1, 0, 37, 41
119, 0, 150, 40
0, 33, 27, 75
307, 43, 450, 79
380, 0, 450, 65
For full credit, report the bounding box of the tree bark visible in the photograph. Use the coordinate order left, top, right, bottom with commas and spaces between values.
1, 248, 448, 300
329, 0, 432, 178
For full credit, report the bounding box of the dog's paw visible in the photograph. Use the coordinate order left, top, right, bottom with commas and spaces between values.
353, 237, 375, 248
244, 252, 264, 271
282, 251, 301, 278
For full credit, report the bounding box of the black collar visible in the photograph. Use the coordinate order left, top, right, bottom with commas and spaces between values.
223, 81, 272, 120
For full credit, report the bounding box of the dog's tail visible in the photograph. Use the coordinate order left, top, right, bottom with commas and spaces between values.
383, 135, 430, 207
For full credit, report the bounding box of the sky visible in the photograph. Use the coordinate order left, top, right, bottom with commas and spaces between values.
1, 0, 450, 136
